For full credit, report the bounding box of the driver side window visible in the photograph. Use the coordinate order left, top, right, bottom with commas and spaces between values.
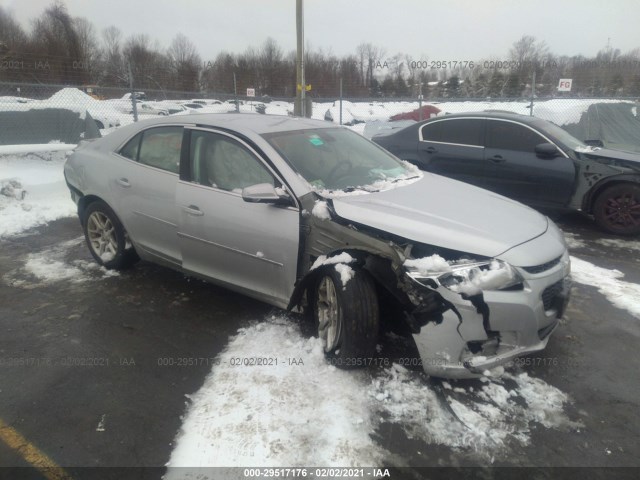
486, 121, 545, 152
189, 131, 274, 192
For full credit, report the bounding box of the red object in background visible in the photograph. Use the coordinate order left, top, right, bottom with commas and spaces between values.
390, 105, 441, 121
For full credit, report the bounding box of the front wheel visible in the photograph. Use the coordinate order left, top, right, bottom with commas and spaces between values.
593, 184, 640, 236
83, 201, 138, 270
313, 267, 379, 368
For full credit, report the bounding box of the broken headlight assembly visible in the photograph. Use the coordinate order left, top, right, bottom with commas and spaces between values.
406, 259, 524, 295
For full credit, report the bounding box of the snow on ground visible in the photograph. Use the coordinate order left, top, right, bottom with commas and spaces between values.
570, 255, 640, 319
166, 315, 579, 471
0, 143, 77, 155
593, 237, 640, 253
0, 150, 76, 238
166, 316, 382, 470
563, 232, 587, 250
2, 236, 118, 288
372, 364, 579, 454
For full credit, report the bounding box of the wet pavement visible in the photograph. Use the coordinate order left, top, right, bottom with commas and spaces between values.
0, 214, 639, 478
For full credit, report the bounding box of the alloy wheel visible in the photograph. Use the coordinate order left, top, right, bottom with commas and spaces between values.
86, 211, 118, 262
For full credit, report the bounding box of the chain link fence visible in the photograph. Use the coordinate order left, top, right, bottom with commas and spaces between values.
1, 75, 639, 151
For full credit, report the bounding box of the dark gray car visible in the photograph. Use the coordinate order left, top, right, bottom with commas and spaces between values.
64, 114, 570, 379
372, 112, 640, 235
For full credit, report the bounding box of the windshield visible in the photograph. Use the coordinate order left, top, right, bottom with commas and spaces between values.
534, 119, 587, 151
263, 127, 416, 191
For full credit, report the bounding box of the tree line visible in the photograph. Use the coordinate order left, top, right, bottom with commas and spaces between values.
1, 2, 640, 99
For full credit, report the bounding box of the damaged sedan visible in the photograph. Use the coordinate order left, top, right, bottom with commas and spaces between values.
64, 114, 571, 379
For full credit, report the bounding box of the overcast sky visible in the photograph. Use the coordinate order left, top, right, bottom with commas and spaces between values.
3, 0, 639, 61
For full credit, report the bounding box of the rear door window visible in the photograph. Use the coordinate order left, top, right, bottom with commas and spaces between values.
137, 126, 183, 173
119, 133, 142, 160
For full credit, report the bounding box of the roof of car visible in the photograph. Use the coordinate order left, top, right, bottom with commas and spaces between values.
134, 113, 334, 135
424, 111, 540, 124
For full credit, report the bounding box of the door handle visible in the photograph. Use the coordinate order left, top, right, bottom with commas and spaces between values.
183, 205, 204, 216
116, 178, 131, 188
489, 155, 506, 163
425, 146, 437, 154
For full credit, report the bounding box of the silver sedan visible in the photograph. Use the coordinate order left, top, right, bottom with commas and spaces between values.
64, 114, 571, 378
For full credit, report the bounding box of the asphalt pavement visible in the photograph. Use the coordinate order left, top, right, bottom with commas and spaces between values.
0, 214, 639, 479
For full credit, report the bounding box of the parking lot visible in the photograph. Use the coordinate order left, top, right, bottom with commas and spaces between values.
0, 211, 639, 479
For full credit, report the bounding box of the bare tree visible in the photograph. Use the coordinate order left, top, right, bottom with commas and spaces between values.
123, 34, 169, 92
0, 6, 28, 52
167, 33, 201, 91
100, 26, 125, 86
363, 43, 386, 89
30, 1, 85, 83
259, 37, 283, 95
73, 17, 100, 81
509, 35, 549, 81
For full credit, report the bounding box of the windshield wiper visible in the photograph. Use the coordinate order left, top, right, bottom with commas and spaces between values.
391, 175, 420, 183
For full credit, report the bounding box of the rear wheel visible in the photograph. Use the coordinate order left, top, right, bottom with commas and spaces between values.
83, 201, 138, 270
313, 267, 379, 368
593, 184, 640, 236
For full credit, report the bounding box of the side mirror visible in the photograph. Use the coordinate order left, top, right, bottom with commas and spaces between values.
242, 183, 292, 205
535, 142, 560, 159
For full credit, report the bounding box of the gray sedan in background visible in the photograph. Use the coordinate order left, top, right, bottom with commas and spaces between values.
64, 114, 570, 378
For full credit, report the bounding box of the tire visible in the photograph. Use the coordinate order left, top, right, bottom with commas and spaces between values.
82, 201, 138, 270
312, 267, 379, 369
593, 183, 640, 236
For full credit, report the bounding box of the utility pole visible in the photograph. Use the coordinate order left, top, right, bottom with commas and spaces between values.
233, 72, 239, 112
128, 63, 138, 122
339, 75, 343, 125
529, 70, 536, 116
295, 0, 305, 117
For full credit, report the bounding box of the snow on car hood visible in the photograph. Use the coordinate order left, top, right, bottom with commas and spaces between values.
330, 173, 548, 258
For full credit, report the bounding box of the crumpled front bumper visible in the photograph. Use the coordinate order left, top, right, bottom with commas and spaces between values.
410, 250, 571, 379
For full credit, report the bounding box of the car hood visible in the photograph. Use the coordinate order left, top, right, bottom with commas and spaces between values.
579, 147, 640, 166
330, 173, 548, 258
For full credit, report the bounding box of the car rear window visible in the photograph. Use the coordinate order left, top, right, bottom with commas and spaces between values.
138, 126, 183, 173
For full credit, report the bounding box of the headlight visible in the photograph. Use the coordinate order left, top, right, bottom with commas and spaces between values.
405, 258, 523, 295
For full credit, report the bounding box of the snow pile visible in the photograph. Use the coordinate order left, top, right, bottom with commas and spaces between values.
166, 316, 381, 469
0, 143, 77, 155
166, 316, 580, 470
0, 150, 76, 238
563, 232, 587, 250
594, 237, 640, 253
3, 237, 118, 288
570, 256, 640, 319
533, 99, 627, 126
371, 365, 580, 453
47, 88, 97, 116
311, 200, 331, 220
